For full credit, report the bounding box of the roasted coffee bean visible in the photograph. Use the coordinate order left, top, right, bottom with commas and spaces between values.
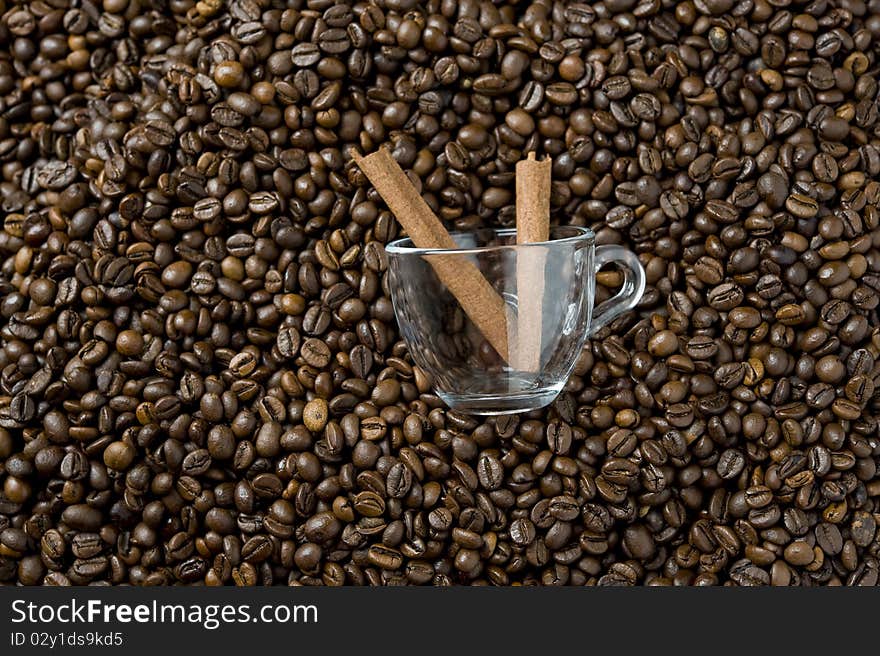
477, 454, 504, 491
509, 519, 537, 546
546, 421, 572, 455
276, 327, 301, 359
301, 338, 331, 369
729, 559, 770, 586
386, 463, 412, 499
717, 449, 746, 480
707, 283, 744, 311
815, 524, 844, 555
353, 491, 385, 518
368, 545, 403, 570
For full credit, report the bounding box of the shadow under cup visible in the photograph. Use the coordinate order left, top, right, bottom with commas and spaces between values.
386, 226, 644, 415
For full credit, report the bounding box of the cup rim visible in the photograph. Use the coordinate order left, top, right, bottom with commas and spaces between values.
385, 225, 595, 256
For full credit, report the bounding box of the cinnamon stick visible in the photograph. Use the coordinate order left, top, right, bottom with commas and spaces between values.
353, 148, 512, 361
514, 152, 551, 372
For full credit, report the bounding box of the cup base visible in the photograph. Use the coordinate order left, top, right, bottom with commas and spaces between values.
437, 385, 563, 415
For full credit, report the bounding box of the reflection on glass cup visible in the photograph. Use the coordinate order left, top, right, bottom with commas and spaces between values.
386, 226, 646, 414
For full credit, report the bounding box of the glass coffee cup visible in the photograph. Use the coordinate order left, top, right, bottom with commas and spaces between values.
386, 226, 645, 414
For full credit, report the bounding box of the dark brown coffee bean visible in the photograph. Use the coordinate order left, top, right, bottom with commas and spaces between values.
707, 283, 744, 311
353, 491, 385, 517
717, 449, 746, 480
276, 327, 301, 359
367, 545, 403, 570
815, 523, 843, 555
509, 518, 537, 546
477, 454, 503, 490
301, 338, 331, 368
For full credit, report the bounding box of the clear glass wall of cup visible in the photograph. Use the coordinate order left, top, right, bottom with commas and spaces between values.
386, 226, 646, 414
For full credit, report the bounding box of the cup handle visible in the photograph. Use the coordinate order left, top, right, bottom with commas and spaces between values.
590, 245, 646, 334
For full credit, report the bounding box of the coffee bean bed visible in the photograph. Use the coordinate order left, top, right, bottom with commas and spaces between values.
1, 0, 879, 586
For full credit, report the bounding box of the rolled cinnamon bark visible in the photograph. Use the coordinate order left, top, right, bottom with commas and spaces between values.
514, 152, 551, 372
353, 148, 512, 362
